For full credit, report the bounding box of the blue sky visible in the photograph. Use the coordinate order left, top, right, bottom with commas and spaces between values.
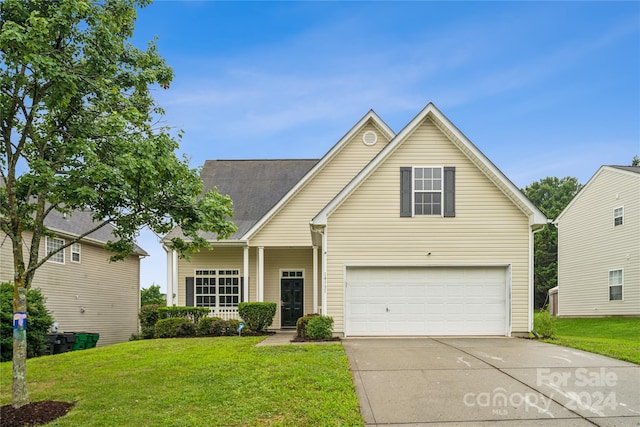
131, 1, 640, 291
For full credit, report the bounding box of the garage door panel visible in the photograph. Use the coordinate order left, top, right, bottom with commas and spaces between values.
346, 267, 508, 336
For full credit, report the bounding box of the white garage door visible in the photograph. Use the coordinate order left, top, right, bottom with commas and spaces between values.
345, 266, 509, 336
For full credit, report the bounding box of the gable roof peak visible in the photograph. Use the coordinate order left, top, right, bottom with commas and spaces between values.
313, 102, 547, 227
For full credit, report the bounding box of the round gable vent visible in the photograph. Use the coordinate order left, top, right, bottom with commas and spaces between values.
362, 130, 378, 146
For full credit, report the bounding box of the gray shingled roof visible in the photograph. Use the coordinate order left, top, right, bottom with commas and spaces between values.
609, 165, 640, 174
164, 159, 319, 241
44, 209, 148, 256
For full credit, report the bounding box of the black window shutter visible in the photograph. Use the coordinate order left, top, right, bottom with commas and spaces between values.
443, 166, 456, 217
185, 277, 195, 306
240, 277, 244, 303
400, 167, 412, 217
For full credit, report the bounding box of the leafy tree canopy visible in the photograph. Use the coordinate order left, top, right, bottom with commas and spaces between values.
141, 284, 166, 306
1, 0, 236, 407
522, 176, 582, 308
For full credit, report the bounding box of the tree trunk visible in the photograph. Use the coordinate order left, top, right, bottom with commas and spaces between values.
12, 285, 29, 408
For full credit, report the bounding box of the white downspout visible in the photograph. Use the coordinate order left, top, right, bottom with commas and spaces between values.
321, 227, 328, 316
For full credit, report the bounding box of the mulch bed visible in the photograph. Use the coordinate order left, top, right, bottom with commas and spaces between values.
0, 401, 75, 427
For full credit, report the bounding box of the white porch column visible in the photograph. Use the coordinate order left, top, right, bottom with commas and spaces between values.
257, 246, 264, 302
312, 245, 318, 313
172, 250, 178, 306
165, 247, 173, 307
243, 246, 250, 302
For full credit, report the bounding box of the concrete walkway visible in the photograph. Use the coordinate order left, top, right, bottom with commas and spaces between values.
343, 337, 640, 426
255, 330, 341, 346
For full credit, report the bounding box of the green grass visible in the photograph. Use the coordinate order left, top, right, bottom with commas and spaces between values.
534, 313, 640, 365
0, 337, 363, 426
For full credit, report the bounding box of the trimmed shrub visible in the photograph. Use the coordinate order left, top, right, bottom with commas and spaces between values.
154, 317, 193, 338
534, 309, 556, 339
158, 306, 210, 324
178, 321, 196, 337
196, 316, 223, 336
296, 313, 320, 339
1, 283, 54, 361
139, 304, 163, 339
238, 302, 276, 333
306, 315, 334, 340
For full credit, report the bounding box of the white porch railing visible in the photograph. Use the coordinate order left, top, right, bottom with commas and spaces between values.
208, 307, 240, 321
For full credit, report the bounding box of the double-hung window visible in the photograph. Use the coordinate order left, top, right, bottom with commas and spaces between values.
400, 166, 455, 217
413, 167, 442, 216
71, 243, 81, 263
194, 270, 240, 308
608, 269, 623, 301
614, 207, 623, 226
46, 237, 65, 264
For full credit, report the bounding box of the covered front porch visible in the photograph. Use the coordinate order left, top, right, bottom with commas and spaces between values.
165, 244, 324, 329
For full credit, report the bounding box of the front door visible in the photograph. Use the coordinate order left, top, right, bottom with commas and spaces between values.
281, 278, 304, 328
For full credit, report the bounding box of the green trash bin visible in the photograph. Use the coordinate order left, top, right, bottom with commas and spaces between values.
73, 333, 88, 351
85, 333, 99, 349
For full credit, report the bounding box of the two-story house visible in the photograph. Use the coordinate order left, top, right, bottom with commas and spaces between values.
163, 103, 547, 336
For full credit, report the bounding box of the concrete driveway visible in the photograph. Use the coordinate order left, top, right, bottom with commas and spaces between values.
343, 337, 640, 426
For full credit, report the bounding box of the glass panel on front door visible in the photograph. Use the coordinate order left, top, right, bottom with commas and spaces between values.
281, 278, 304, 327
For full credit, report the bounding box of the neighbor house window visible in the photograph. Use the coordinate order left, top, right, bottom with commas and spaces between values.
608, 269, 623, 301
71, 243, 81, 263
46, 237, 65, 263
194, 269, 240, 308
614, 207, 623, 226
413, 167, 442, 216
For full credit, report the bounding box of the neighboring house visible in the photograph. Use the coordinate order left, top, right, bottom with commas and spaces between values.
0, 209, 148, 345
554, 166, 640, 317
163, 103, 547, 337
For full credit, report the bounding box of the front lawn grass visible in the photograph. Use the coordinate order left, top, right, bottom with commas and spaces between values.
0, 337, 363, 426
534, 313, 640, 365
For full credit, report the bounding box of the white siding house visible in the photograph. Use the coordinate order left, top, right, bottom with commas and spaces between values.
554, 166, 640, 316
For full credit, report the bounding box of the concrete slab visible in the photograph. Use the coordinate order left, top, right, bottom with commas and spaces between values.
376, 419, 596, 427
344, 337, 640, 426
439, 340, 636, 369
344, 343, 492, 371
505, 366, 640, 419
357, 368, 579, 424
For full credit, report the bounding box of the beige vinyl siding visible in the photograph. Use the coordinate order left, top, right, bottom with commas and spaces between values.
557, 168, 640, 316
0, 232, 141, 346
176, 246, 246, 306
325, 118, 531, 333
252, 122, 390, 246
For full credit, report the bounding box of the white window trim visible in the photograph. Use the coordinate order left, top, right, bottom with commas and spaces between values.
280, 269, 305, 279
45, 237, 65, 264
613, 206, 624, 227
71, 243, 81, 263
412, 166, 443, 217
608, 268, 623, 301
194, 269, 241, 309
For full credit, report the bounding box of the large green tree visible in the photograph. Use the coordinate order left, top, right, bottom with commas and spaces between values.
141, 284, 166, 306
0, 0, 236, 408
522, 177, 582, 309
